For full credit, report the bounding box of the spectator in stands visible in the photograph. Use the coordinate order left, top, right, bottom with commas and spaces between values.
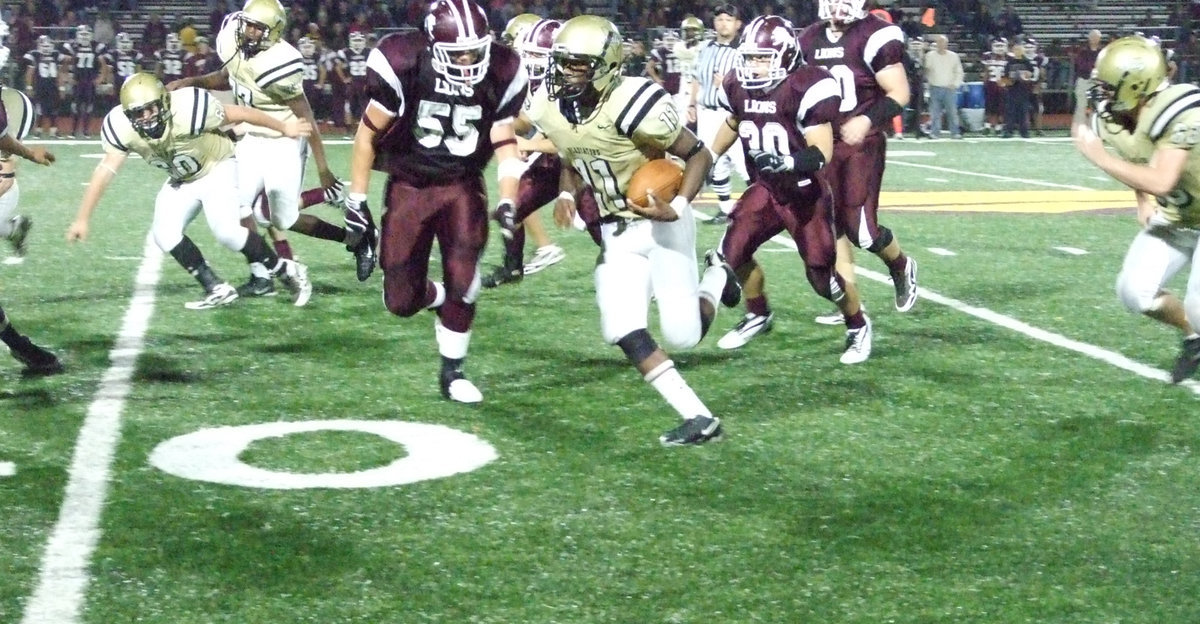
995, 4, 1023, 40
1136, 9, 1157, 29
93, 10, 116, 47
142, 12, 167, 55
968, 4, 997, 51
923, 34, 963, 139
1071, 29, 1102, 126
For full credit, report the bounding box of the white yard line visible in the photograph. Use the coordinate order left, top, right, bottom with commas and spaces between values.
765, 233, 1199, 395
0, 461, 14, 477
21, 234, 164, 624
885, 159, 1095, 190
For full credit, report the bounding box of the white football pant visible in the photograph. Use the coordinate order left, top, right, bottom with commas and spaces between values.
1115, 222, 1200, 329
235, 134, 306, 229
151, 159, 248, 253
695, 104, 748, 185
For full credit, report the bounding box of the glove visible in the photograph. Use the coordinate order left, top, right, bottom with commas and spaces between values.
344, 192, 370, 236
749, 149, 794, 175
493, 200, 518, 240
323, 178, 345, 205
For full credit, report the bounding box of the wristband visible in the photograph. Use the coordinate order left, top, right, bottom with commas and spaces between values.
669, 195, 689, 219
558, 191, 575, 203
864, 96, 904, 129
789, 146, 827, 174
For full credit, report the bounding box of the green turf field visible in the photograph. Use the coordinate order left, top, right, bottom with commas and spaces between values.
4, 135, 1200, 623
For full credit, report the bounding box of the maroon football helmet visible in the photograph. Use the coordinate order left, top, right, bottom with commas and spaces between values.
517, 18, 562, 85
736, 15, 800, 90
424, 0, 492, 86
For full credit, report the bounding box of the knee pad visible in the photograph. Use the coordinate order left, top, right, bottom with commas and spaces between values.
865, 225, 894, 253
617, 328, 658, 365
1115, 270, 1161, 314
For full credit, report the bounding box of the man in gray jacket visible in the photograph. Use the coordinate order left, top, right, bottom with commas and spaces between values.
923, 34, 964, 138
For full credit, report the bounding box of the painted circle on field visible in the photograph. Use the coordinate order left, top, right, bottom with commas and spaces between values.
149, 420, 498, 489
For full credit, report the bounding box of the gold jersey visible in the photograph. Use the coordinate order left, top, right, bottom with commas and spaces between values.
101, 87, 232, 184
672, 40, 701, 94
216, 21, 304, 137
1098, 83, 1200, 227
525, 77, 682, 219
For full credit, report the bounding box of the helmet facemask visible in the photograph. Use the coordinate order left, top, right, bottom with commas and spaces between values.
818, 0, 867, 24
236, 14, 274, 57
431, 36, 492, 87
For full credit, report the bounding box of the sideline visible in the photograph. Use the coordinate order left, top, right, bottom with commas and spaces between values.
20, 234, 164, 624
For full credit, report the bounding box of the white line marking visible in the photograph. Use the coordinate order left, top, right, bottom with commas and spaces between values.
1054, 246, 1089, 255
886, 159, 1095, 190
925, 177, 949, 183
0, 461, 14, 477
3, 256, 25, 265
21, 233, 164, 624
1091, 176, 1110, 182
927, 247, 957, 256
888, 150, 936, 157
764, 233, 1199, 395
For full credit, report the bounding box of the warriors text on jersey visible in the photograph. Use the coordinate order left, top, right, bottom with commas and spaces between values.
1098, 84, 1200, 227
524, 77, 682, 219
100, 87, 232, 184
216, 22, 304, 137
363, 31, 526, 185
797, 15, 906, 125
718, 67, 841, 198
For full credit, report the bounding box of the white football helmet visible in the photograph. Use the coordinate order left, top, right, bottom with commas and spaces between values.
165, 32, 181, 52
116, 32, 133, 53
298, 36, 316, 57
349, 31, 366, 53
75, 24, 92, 46
818, 0, 867, 23
37, 35, 53, 55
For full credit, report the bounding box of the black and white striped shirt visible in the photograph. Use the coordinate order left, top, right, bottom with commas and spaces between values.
692, 40, 739, 109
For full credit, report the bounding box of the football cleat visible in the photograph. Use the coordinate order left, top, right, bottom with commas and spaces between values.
705, 249, 741, 308
707, 213, 730, 226
9, 339, 64, 377
892, 256, 918, 312
236, 275, 277, 297
7, 215, 31, 257
440, 370, 483, 404
184, 283, 238, 310
523, 245, 565, 275
481, 264, 523, 288
814, 311, 845, 325
275, 259, 313, 307
840, 315, 873, 365
1171, 336, 1200, 384
659, 415, 723, 446
350, 229, 376, 282
717, 312, 773, 350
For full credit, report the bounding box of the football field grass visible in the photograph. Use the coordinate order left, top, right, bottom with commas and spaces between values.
4, 135, 1200, 623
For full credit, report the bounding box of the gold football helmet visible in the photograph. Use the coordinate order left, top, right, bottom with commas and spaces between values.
548, 15, 623, 104
236, 0, 287, 57
680, 16, 703, 44
121, 73, 170, 139
1089, 35, 1168, 124
503, 13, 540, 47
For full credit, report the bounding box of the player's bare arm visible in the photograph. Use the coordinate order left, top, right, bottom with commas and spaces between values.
491, 120, 521, 205
224, 104, 312, 138
67, 150, 129, 242
0, 135, 53, 166
284, 93, 336, 188
349, 101, 395, 196
646, 58, 663, 85
167, 68, 230, 92
516, 132, 556, 155
554, 163, 585, 228
844, 62, 910, 146
709, 112, 740, 156
639, 128, 713, 222
1074, 125, 1187, 197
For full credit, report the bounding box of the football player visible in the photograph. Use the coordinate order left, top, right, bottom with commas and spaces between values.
518, 16, 739, 445
334, 32, 369, 129
688, 5, 747, 224
185, 35, 219, 78
480, 17, 572, 288
710, 15, 872, 363
107, 33, 144, 101
156, 33, 187, 84
23, 35, 65, 139
980, 37, 1009, 137
1073, 36, 1200, 383
0, 82, 61, 375
1025, 37, 1048, 136
60, 25, 108, 139
346, 0, 526, 403
67, 73, 313, 309
783, 0, 916, 329
501, 12, 540, 47
297, 36, 327, 123
0, 87, 38, 261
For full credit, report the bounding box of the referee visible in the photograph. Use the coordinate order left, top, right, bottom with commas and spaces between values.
689, 4, 746, 224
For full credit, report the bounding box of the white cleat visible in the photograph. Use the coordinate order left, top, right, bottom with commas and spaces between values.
717, 312, 774, 350
277, 259, 313, 307
893, 256, 918, 312
523, 244, 565, 275
814, 311, 845, 325
441, 373, 483, 404
184, 283, 238, 310
839, 315, 873, 364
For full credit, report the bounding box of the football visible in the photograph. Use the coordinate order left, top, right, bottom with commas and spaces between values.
626, 158, 683, 209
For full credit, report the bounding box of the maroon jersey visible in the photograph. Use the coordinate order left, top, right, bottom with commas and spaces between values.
61, 41, 106, 82
338, 48, 370, 86
108, 49, 144, 82
650, 45, 684, 95
184, 51, 219, 78
156, 48, 187, 80
365, 31, 527, 186
719, 66, 842, 200
797, 15, 905, 133
980, 52, 1008, 83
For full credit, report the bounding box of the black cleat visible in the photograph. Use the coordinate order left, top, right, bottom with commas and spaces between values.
659, 415, 723, 446
705, 249, 741, 308
350, 229, 377, 282
481, 264, 523, 289
1171, 336, 1200, 384
10, 340, 64, 377
440, 370, 482, 403
236, 275, 277, 298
